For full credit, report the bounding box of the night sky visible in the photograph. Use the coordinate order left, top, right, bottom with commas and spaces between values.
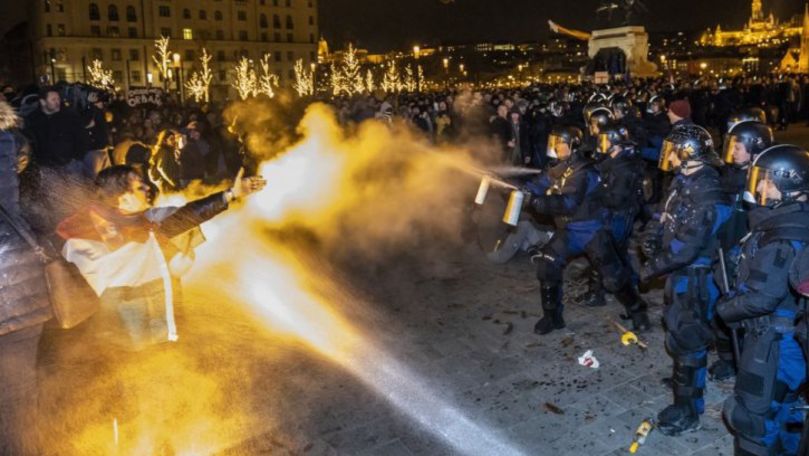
319, 0, 805, 52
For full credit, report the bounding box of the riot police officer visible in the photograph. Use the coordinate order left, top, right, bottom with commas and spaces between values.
638, 124, 731, 435
523, 125, 601, 334
719, 145, 809, 456
611, 95, 648, 150
590, 122, 650, 329
710, 121, 775, 382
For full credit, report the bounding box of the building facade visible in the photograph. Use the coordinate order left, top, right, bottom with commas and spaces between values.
30, 0, 318, 98
699, 0, 803, 48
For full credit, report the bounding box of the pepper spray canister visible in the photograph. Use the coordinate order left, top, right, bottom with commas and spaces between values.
502, 190, 525, 226
474, 176, 491, 205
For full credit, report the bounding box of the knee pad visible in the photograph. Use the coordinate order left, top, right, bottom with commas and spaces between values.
723, 395, 768, 441
663, 299, 713, 353
601, 270, 629, 293
535, 250, 564, 283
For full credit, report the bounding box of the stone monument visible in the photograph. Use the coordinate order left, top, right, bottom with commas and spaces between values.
589, 0, 658, 77
588, 26, 658, 77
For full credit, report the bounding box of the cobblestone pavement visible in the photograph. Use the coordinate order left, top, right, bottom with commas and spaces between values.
217, 245, 736, 456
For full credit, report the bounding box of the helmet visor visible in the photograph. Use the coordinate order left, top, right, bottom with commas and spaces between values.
722, 135, 744, 165
597, 133, 612, 155
547, 134, 563, 159
658, 139, 677, 172
744, 165, 775, 206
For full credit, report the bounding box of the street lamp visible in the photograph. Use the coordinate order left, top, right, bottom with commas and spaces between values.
413, 45, 420, 60
146, 72, 153, 86
442, 57, 449, 71
50, 58, 56, 83
172, 52, 184, 102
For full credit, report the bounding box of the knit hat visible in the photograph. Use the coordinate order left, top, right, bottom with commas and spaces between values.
668, 99, 691, 119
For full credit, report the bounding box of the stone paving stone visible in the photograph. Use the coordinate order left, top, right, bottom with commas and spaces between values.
358, 439, 414, 456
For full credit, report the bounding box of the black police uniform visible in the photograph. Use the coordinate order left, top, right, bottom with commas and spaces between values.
719, 203, 809, 456
642, 164, 732, 435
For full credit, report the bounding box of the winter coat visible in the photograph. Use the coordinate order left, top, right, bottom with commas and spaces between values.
0, 102, 52, 335
24, 107, 89, 168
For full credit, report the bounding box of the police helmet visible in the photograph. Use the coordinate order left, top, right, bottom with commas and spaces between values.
726, 107, 767, 133
646, 95, 666, 115
610, 95, 633, 118
547, 125, 583, 159
586, 106, 614, 135
745, 144, 809, 207
658, 124, 718, 172
722, 121, 774, 166
597, 122, 632, 155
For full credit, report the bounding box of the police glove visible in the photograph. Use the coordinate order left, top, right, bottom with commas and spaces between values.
715, 297, 741, 329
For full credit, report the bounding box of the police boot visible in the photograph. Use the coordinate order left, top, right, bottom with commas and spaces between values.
657, 356, 705, 436
614, 286, 651, 332
583, 269, 606, 307
534, 284, 565, 335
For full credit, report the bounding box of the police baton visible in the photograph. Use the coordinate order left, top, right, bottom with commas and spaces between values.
718, 247, 742, 364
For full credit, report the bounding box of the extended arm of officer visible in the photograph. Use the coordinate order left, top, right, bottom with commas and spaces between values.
716, 241, 795, 324
529, 167, 590, 216
522, 173, 551, 197
641, 202, 716, 280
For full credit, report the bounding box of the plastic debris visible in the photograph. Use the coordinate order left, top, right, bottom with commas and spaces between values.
577, 350, 600, 369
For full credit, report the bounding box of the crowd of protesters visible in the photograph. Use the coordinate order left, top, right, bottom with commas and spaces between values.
2, 72, 809, 454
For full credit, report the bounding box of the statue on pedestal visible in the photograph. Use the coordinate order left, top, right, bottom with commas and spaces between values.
596, 0, 649, 27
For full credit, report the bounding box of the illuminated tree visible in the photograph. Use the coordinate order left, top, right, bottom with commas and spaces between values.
417, 65, 425, 92
185, 48, 213, 102
231, 57, 257, 100
365, 69, 375, 93
293, 59, 314, 96
258, 53, 279, 98
151, 36, 171, 84
403, 64, 417, 92
330, 62, 345, 96
340, 43, 365, 95
185, 73, 205, 102
381, 60, 399, 93
87, 59, 115, 89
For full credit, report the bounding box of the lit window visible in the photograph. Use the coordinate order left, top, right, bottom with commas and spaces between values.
183, 28, 193, 40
